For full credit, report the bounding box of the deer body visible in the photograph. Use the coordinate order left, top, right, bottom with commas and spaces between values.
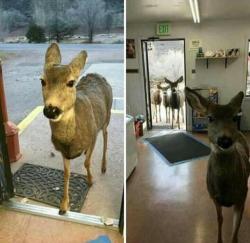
41, 43, 112, 214
164, 76, 184, 129
185, 87, 249, 243
51, 74, 112, 160
151, 87, 162, 123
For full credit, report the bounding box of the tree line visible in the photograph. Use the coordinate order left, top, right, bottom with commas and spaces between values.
0, 0, 123, 42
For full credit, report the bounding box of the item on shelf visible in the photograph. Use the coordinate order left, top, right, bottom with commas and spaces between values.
214, 49, 225, 57
196, 47, 204, 58
205, 50, 215, 57
227, 48, 240, 57
192, 88, 218, 132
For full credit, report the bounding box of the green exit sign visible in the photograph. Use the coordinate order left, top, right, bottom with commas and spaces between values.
156, 23, 171, 36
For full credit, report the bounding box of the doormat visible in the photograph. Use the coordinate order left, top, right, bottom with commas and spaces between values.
13, 163, 89, 212
145, 132, 211, 164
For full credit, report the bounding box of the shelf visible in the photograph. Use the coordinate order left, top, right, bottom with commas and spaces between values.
196, 56, 239, 68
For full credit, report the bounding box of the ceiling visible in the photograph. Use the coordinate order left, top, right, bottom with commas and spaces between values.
127, 0, 250, 24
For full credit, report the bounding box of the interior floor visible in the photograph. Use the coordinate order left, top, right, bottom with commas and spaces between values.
127, 129, 250, 243
11, 112, 124, 219
0, 208, 123, 243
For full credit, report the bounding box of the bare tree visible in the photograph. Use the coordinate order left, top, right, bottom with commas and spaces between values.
77, 0, 105, 43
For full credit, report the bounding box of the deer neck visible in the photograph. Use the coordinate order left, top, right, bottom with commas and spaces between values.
50, 107, 76, 144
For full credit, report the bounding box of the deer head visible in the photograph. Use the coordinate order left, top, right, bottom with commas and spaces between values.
185, 87, 244, 152
164, 76, 183, 93
41, 43, 87, 122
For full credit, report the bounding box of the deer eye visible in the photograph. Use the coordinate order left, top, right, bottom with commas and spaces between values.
66, 80, 75, 87
208, 116, 215, 123
40, 79, 46, 87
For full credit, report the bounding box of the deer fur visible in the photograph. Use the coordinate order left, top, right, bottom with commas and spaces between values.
185, 87, 250, 243
41, 43, 112, 214
157, 84, 170, 123
151, 86, 162, 123
165, 76, 185, 129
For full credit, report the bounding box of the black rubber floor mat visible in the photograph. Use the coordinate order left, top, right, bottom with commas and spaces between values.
145, 132, 211, 164
13, 163, 89, 212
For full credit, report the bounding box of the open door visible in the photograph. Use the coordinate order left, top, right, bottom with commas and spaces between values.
142, 39, 186, 130
141, 40, 153, 130
0, 103, 13, 202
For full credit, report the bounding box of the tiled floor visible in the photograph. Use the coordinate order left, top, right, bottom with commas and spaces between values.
127, 130, 250, 243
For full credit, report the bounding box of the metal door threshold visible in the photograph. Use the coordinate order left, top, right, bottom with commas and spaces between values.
1, 199, 119, 230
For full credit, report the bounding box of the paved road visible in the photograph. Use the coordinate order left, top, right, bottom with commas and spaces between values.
0, 43, 124, 123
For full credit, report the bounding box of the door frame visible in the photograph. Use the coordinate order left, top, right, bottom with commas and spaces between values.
0, 103, 14, 201
141, 38, 187, 130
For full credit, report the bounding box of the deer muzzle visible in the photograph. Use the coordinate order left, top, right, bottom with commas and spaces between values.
43, 105, 62, 120
217, 136, 233, 149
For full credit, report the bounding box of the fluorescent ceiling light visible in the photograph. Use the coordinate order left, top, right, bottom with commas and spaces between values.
189, 0, 200, 23
194, 0, 200, 23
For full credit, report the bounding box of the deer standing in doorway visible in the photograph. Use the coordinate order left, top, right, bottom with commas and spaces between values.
185, 87, 250, 243
164, 76, 185, 129
151, 85, 162, 123
41, 43, 113, 214
157, 84, 170, 123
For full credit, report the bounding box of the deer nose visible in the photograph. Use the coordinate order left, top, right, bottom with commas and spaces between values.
43, 105, 62, 119
217, 136, 233, 149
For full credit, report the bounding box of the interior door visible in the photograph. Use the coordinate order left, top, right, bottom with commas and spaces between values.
141, 40, 153, 129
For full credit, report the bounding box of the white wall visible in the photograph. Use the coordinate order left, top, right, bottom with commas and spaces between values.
126, 19, 250, 130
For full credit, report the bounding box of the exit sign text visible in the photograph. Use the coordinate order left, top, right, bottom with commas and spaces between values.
156, 23, 171, 36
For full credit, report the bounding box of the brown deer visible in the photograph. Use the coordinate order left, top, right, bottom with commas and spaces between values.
185, 87, 250, 243
151, 85, 162, 123
41, 43, 112, 215
165, 76, 184, 129
157, 84, 170, 123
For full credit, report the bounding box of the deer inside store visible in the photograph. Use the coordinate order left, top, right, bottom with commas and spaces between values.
185, 87, 250, 243
41, 43, 113, 215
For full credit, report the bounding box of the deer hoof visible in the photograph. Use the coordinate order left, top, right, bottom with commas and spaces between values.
88, 178, 93, 187
101, 166, 106, 174
59, 209, 67, 215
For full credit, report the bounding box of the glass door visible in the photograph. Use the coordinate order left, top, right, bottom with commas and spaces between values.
142, 40, 153, 129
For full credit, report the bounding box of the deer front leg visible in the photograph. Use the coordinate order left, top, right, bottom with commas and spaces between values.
231, 203, 244, 243
181, 106, 184, 123
214, 200, 223, 243
171, 108, 174, 129
59, 157, 70, 215
155, 104, 158, 123
101, 126, 108, 173
165, 108, 168, 123
84, 141, 96, 186
159, 105, 161, 122
177, 109, 180, 129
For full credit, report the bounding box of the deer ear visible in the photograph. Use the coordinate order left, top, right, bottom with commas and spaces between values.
185, 87, 209, 115
164, 78, 171, 84
228, 91, 244, 113
69, 51, 88, 78
45, 43, 61, 68
176, 76, 183, 83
